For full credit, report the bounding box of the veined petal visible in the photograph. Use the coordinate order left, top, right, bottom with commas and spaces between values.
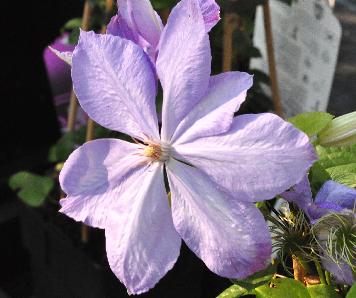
280, 175, 313, 214
171, 72, 253, 144
157, 0, 211, 141
315, 180, 356, 210
322, 256, 355, 286
59, 139, 147, 228
105, 163, 181, 295
117, 0, 163, 49
107, 0, 163, 62
166, 159, 272, 279
198, 0, 220, 32
174, 114, 317, 202
72, 30, 159, 141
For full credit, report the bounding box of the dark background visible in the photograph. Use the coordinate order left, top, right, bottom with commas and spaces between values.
0, 0, 355, 297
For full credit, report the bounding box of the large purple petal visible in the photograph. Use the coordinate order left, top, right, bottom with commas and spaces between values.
72, 30, 159, 141
105, 163, 181, 295
166, 159, 272, 279
174, 114, 317, 202
59, 139, 148, 228
198, 0, 220, 32
171, 72, 253, 144
280, 175, 313, 214
315, 180, 356, 210
157, 0, 211, 141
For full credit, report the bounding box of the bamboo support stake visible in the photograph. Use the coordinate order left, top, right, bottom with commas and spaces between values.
66, 1, 92, 132
222, 13, 237, 72
81, 0, 114, 244
262, 1, 283, 117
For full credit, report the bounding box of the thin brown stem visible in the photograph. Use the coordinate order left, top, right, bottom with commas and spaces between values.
222, 13, 237, 72
262, 1, 283, 117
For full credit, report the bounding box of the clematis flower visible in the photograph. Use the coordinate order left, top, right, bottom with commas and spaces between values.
281, 179, 356, 285
282, 178, 356, 222
107, 0, 220, 63
59, 0, 316, 294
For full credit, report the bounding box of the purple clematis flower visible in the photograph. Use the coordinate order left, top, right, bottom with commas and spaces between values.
107, 0, 220, 63
282, 178, 356, 222
281, 178, 356, 285
59, 0, 316, 294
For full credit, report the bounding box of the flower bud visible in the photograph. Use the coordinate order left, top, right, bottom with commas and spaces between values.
318, 111, 356, 147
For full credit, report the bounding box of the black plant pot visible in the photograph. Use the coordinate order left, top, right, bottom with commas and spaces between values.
18, 203, 229, 298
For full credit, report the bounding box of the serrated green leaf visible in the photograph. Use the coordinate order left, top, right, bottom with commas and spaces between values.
307, 284, 342, 298
9, 172, 54, 207
253, 278, 311, 298
232, 264, 277, 291
216, 284, 248, 298
288, 112, 334, 137
316, 144, 356, 187
346, 283, 356, 298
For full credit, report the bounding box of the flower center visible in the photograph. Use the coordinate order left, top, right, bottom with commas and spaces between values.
143, 142, 171, 162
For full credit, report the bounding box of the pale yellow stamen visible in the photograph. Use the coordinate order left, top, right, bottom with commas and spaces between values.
142, 142, 170, 162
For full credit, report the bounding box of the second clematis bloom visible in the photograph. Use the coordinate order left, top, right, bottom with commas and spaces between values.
59, 0, 316, 294
282, 178, 356, 285
107, 0, 220, 63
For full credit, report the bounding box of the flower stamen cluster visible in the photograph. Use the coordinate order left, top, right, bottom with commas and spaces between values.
142, 141, 171, 162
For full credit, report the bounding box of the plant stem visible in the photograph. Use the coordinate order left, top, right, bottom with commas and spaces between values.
314, 260, 326, 284
325, 270, 331, 285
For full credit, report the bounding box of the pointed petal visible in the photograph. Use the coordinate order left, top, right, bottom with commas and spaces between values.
199, 0, 220, 32
105, 163, 181, 295
174, 114, 317, 202
117, 0, 163, 48
72, 30, 159, 141
157, 0, 211, 141
280, 175, 313, 214
315, 180, 356, 210
48, 46, 72, 65
166, 159, 272, 279
59, 139, 148, 228
171, 72, 253, 144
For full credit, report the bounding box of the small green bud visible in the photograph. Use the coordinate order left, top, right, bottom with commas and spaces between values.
318, 111, 356, 147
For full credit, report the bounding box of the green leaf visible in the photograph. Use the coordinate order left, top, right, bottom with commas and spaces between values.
307, 285, 342, 298
309, 162, 332, 195
288, 112, 334, 137
216, 285, 248, 298
316, 144, 356, 187
61, 18, 82, 32
9, 172, 54, 207
253, 278, 311, 298
346, 283, 356, 298
232, 264, 277, 291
